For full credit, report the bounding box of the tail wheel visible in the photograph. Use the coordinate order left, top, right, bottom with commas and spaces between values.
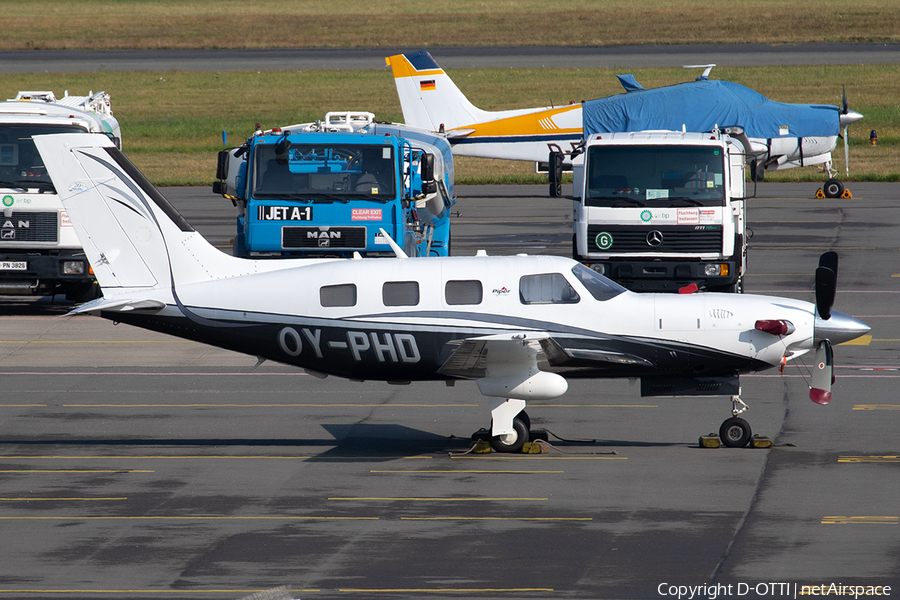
719, 417, 752, 448
490, 416, 529, 453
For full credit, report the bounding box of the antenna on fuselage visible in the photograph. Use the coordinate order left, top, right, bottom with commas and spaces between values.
378, 228, 409, 259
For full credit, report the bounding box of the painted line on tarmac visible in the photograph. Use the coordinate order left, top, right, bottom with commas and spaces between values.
0, 515, 379, 520
852, 404, 900, 410
61, 403, 477, 408
0, 497, 126, 501
838, 455, 900, 462
0, 469, 153, 473
0, 455, 434, 460
329, 497, 548, 501
340, 588, 553, 593
400, 517, 590, 522
451, 455, 625, 460
821, 516, 898, 524
370, 469, 564, 474
0, 591, 322, 596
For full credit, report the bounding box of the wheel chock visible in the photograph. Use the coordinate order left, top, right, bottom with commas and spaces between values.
750, 435, 772, 449
699, 434, 721, 448
841, 189, 853, 199
815, 189, 826, 199
472, 440, 493, 454
521, 442, 544, 454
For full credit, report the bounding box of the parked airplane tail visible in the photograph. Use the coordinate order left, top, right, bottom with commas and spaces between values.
33, 133, 256, 301
386, 50, 493, 132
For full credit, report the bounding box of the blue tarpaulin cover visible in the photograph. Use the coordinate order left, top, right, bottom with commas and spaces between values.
582, 79, 841, 139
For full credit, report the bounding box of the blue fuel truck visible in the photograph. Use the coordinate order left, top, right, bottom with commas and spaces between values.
213, 112, 455, 258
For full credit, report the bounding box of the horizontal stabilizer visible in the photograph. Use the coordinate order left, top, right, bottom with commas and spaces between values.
69, 297, 167, 315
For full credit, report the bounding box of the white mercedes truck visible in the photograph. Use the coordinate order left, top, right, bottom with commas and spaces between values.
0, 91, 121, 301
570, 130, 747, 293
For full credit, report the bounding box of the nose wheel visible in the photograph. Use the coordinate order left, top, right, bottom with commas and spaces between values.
719, 416, 752, 448
718, 392, 752, 448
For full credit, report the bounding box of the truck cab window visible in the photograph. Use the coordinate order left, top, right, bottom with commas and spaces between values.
320, 283, 357, 307
585, 145, 725, 208
253, 144, 395, 199
519, 273, 580, 305
0, 124, 85, 191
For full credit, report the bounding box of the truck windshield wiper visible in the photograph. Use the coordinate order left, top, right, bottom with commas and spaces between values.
610, 197, 647, 207
667, 197, 705, 207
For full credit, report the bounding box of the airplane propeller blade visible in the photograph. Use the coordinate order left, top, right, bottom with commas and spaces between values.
810, 340, 834, 405
815, 251, 838, 321
843, 85, 850, 177
844, 125, 850, 177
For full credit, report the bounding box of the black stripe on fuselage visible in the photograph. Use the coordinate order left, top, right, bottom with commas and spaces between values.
103, 306, 770, 383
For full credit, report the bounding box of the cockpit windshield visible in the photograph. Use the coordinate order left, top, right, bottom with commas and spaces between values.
253, 143, 396, 199
571, 263, 627, 301
585, 145, 726, 208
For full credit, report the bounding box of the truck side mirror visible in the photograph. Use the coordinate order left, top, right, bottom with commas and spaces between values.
549, 150, 563, 197
275, 136, 292, 165
212, 180, 228, 195
215, 150, 230, 181
421, 153, 435, 183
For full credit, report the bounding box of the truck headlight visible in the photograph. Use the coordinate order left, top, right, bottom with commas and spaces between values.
62, 260, 85, 275
703, 263, 729, 277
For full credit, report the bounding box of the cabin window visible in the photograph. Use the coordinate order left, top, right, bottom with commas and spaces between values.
570, 264, 626, 301
519, 273, 580, 305
320, 283, 357, 307
383, 281, 420, 306
445, 280, 483, 305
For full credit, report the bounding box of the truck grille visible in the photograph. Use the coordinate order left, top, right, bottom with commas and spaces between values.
0, 211, 58, 243
282, 226, 367, 250
587, 225, 721, 253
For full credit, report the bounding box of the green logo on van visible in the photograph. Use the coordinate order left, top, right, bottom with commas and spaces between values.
2, 195, 13, 207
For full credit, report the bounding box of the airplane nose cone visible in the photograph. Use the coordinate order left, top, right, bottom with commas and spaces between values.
840, 110, 864, 127
815, 309, 870, 345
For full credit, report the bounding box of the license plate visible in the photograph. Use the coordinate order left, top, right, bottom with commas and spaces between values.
1, 261, 27, 271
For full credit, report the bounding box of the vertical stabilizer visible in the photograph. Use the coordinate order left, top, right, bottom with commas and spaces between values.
33, 133, 230, 294
386, 50, 494, 131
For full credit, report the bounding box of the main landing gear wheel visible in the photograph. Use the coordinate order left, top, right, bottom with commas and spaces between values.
489, 416, 529, 453
719, 417, 752, 448
823, 178, 845, 199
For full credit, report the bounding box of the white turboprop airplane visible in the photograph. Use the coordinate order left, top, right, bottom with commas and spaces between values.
386, 51, 864, 197
34, 133, 870, 450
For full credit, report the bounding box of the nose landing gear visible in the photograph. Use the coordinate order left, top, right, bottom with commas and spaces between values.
719, 393, 752, 448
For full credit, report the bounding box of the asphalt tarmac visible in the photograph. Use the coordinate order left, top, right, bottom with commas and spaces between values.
2, 43, 900, 73
1, 182, 899, 599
